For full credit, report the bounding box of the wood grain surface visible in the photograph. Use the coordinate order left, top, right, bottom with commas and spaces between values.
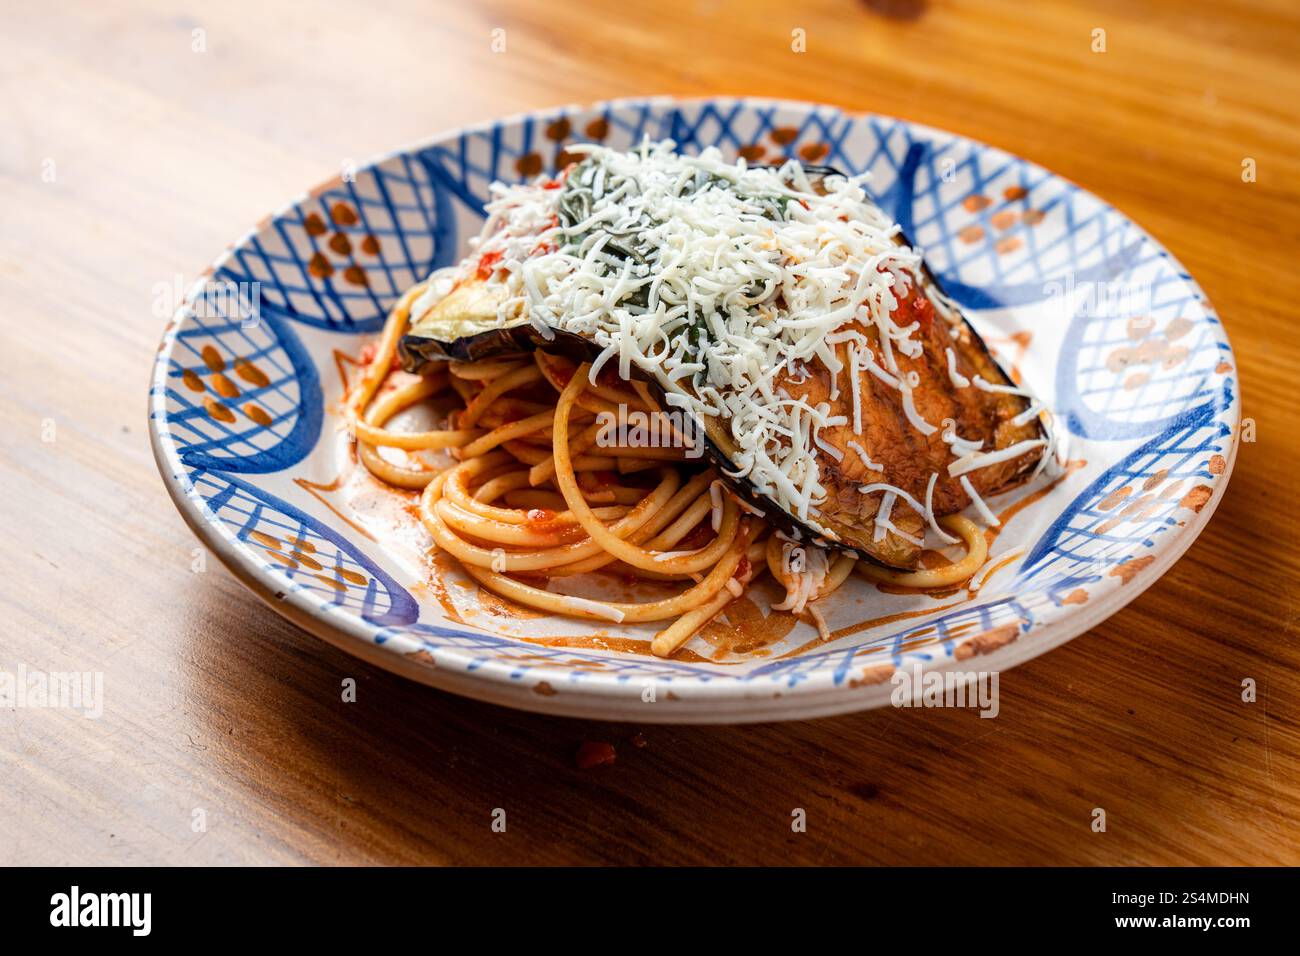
2, 0, 1298, 866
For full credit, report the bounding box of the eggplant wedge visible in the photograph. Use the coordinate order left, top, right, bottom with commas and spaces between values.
399, 150, 1046, 569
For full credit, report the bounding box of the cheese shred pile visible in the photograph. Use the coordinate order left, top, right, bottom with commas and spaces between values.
413, 139, 931, 531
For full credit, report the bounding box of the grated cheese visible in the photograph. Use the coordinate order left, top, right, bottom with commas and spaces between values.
948, 438, 1047, 478
556, 594, 626, 622
945, 347, 971, 388
846, 440, 885, 472
924, 472, 960, 545
413, 140, 927, 537
960, 475, 1000, 527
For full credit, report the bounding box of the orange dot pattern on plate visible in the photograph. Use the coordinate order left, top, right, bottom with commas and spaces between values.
308, 252, 333, 278
291, 551, 322, 571
1142, 469, 1168, 491
1179, 485, 1213, 513
545, 118, 571, 141
1109, 555, 1155, 584
1160, 480, 1186, 500
250, 530, 377, 590
328, 232, 352, 256
211, 373, 240, 398
253, 532, 370, 590
359, 234, 380, 256
1106, 316, 1192, 383
797, 142, 828, 162
990, 210, 1019, 231
267, 549, 297, 568
961, 186, 1046, 254
200, 345, 225, 373
343, 265, 368, 287
204, 398, 235, 423
234, 358, 269, 388
244, 403, 272, 427
515, 153, 543, 176
303, 212, 328, 236
1092, 465, 1218, 534
770, 126, 799, 146
182, 369, 205, 392
1098, 486, 1132, 511
584, 117, 608, 140
737, 144, 766, 162
331, 202, 359, 226
336, 567, 367, 586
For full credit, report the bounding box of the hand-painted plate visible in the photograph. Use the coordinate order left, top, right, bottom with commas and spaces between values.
150, 97, 1238, 723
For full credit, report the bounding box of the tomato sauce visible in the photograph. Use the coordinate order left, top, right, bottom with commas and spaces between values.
475, 249, 504, 280
575, 741, 616, 769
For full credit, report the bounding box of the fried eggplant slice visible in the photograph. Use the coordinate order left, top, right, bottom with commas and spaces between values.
399, 151, 1047, 569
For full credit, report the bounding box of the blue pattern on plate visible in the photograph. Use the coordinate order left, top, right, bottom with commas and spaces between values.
159, 304, 323, 474
188, 469, 419, 627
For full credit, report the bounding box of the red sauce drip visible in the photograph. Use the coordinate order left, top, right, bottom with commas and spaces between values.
575, 741, 616, 769
908, 292, 934, 334
476, 250, 504, 280
551, 363, 575, 388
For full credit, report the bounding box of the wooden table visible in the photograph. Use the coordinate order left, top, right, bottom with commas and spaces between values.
3, 0, 1297, 866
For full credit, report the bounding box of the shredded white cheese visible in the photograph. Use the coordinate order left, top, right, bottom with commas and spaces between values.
948, 438, 1047, 478
415, 140, 927, 536
556, 594, 626, 622
945, 347, 971, 388
960, 475, 1000, 527
846, 440, 885, 472
924, 472, 960, 545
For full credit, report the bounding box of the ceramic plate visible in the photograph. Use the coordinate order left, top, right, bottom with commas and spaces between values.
149, 97, 1238, 723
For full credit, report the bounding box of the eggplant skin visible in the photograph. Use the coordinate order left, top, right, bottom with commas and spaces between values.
398, 283, 605, 376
